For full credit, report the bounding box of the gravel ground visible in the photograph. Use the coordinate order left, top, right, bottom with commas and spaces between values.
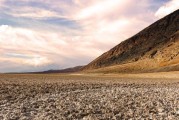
0, 74, 179, 120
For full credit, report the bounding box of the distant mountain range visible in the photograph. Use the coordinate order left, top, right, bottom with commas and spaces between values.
82, 9, 179, 73
5, 66, 83, 74
37, 66, 83, 74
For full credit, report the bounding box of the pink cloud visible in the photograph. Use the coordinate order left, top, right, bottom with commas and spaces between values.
0, 25, 102, 70
0, 0, 174, 72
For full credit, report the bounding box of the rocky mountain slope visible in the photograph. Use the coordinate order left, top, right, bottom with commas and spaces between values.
83, 9, 179, 73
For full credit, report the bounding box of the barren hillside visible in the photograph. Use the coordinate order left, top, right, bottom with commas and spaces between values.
83, 9, 179, 73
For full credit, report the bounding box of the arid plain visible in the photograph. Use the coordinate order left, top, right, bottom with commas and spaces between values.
0, 72, 179, 120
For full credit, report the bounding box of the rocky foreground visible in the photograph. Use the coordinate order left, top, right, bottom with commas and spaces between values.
0, 74, 179, 120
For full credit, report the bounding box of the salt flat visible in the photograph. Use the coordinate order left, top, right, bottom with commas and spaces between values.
0, 73, 179, 120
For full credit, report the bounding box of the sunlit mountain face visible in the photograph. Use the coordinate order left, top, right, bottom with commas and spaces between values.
0, 0, 178, 73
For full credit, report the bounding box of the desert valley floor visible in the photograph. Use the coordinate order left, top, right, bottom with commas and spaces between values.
0, 72, 179, 120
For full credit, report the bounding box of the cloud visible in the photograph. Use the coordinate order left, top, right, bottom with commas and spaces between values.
9, 7, 61, 19
4, 6, 64, 19
0, 0, 5, 7
155, 0, 179, 18
75, 0, 131, 20
0, 25, 102, 72
0, 0, 174, 72
70, 0, 157, 49
0, 0, 71, 19
0, 25, 59, 69
3, 53, 51, 67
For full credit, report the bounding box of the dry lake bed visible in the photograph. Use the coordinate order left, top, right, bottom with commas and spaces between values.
0, 73, 179, 120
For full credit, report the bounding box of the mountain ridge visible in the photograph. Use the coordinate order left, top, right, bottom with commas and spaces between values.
82, 9, 179, 73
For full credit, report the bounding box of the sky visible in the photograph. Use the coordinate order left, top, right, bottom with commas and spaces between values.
0, 0, 179, 73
